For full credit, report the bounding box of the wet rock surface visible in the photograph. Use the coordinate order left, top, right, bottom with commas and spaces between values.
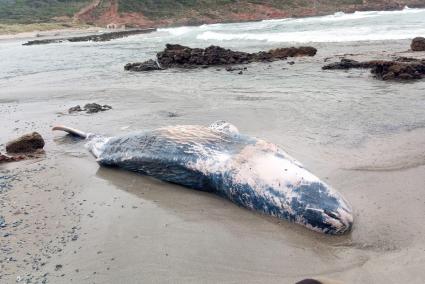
23, 28, 156, 46
125, 44, 317, 71
5, 132, 45, 154
322, 58, 425, 81
411, 37, 425, 51
322, 58, 370, 70
68, 103, 112, 114
124, 59, 162, 71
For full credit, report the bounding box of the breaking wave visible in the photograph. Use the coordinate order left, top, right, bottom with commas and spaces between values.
159, 6, 425, 43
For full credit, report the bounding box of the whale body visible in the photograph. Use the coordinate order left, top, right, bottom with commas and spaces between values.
53, 121, 353, 234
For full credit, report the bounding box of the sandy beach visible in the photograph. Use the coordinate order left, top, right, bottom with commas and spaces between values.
1, 9, 425, 284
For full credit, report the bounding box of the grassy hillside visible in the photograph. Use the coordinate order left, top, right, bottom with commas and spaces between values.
0, 0, 91, 24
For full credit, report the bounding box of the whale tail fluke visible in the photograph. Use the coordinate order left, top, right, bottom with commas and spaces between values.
52, 125, 87, 138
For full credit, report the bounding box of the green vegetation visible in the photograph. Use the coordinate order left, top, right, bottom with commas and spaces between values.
0, 0, 91, 24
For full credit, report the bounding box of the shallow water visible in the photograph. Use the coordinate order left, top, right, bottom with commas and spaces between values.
1, 7, 425, 284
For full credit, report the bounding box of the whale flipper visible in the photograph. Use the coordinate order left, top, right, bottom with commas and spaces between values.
209, 121, 239, 136
52, 125, 87, 138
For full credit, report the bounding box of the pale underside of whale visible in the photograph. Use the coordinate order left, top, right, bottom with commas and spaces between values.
53, 121, 353, 234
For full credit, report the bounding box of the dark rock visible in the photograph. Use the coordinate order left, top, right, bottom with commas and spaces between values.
6, 132, 45, 154
266, 46, 317, 59
68, 105, 83, 113
157, 44, 254, 68
322, 58, 366, 70
288, 61, 295, 65
84, 103, 112, 113
411, 37, 425, 51
68, 103, 112, 114
323, 58, 425, 81
371, 61, 424, 80
238, 71, 243, 75
23, 29, 156, 46
124, 59, 162, 71
126, 44, 317, 71
55, 264, 63, 271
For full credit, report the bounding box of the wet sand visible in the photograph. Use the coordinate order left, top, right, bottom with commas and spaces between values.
1, 35, 425, 283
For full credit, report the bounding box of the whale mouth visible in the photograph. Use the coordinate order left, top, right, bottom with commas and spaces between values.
323, 207, 354, 234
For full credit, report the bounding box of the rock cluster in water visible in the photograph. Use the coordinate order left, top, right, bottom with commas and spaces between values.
23, 28, 156, 46
411, 37, 425, 51
125, 44, 317, 71
322, 58, 425, 80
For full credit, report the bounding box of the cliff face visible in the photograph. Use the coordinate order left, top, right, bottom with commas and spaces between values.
1, 0, 425, 27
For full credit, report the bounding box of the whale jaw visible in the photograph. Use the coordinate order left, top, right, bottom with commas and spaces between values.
290, 182, 353, 235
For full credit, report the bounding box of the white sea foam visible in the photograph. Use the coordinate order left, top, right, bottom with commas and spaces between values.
158, 6, 425, 43
196, 27, 425, 43
157, 26, 195, 36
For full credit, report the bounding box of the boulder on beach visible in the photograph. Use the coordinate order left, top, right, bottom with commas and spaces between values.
6, 132, 45, 154
125, 44, 317, 71
411, 37, 425, 51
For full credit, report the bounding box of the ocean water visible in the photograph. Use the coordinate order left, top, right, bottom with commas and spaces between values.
165, 7, 425, 43
1, 7, 424, 149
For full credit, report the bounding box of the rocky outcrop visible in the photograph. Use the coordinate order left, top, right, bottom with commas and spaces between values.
126, 44, 317, 71
267, 46, 317, 59
322, 58, 425, 81
6, 132, 45, 154
371, 60, 425, 80
411, 37, 425, 51
23, 28, 156, 46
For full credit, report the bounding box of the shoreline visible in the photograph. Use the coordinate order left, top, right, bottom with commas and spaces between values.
2, 5, 425, 41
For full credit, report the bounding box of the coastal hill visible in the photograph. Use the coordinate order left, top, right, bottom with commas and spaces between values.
1, 0, 425, 28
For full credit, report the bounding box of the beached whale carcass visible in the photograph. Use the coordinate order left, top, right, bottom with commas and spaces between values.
53, 121, 353, 234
